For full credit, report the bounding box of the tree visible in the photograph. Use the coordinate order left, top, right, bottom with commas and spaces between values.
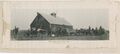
98, 26, 105, 35
88, 26, 91, 31
94, 27, 98, 35
88, 26, 92, 35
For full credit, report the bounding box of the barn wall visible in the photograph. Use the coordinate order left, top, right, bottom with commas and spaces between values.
50, 24, 73, 33
30, 13, 50, 32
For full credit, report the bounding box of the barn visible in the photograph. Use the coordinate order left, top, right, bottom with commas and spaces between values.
30, 12, 73, 36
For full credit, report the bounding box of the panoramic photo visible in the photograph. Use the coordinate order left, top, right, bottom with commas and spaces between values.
10, 9, 109, 40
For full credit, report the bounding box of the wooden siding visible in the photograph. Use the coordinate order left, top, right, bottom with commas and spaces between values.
51, 24, 73, 33
30, 13, 50, 32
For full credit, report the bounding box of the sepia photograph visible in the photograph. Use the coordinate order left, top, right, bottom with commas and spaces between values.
10, 8, 109, 40
0, 0, 119, 53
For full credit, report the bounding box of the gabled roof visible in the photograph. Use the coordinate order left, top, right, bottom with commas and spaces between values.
39, 13, 72, 26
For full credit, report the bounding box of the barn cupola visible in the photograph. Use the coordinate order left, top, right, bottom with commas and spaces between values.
37, 12, 40, 15
50, 12, 56, 17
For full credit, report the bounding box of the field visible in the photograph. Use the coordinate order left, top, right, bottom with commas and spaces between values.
11, 30, 109, 40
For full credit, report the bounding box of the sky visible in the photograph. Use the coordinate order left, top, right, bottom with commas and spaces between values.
11, 8, 108, 30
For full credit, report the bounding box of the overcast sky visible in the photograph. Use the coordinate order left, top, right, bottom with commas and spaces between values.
11, 8, 108, 30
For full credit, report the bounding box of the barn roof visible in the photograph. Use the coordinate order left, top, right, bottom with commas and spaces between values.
39, 13, 72, 26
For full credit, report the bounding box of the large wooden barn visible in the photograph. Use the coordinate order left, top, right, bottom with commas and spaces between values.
30, 12, 73, 36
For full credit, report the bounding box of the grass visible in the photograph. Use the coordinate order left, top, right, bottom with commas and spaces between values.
11, 33, 109, 40
11, 30, 109, 40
